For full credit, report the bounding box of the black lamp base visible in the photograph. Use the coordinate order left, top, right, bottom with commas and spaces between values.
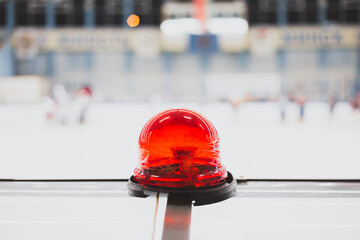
127, 171, 237, 206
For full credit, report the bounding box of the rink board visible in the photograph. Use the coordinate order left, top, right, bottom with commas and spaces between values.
0, 181, 359, 240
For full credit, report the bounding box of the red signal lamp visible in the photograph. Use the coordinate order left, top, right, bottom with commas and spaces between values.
128, 109, 236, 205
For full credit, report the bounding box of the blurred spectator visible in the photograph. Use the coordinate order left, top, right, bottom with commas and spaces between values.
350, 97, 356, 113
43, 85, 92, 125
278, 93, 288, 122
328, 93, 337, 116
220, 94, 253, 117
42, 95, 55, 122
73, 85, 93, 125
357, 91, 360, 114
350, 91, 360, 115
53, 84, 71, 125
297, 95, 307, 122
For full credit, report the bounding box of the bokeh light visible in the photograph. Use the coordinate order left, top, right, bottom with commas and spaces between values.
127, 14, 140, 28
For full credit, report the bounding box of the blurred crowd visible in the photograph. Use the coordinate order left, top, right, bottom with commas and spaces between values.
40, 84, 360, 126
42, 85, 92, 125
221, 90, 360, 123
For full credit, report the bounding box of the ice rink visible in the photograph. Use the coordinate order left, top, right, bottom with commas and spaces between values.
1, 101, 359, 180
1, 0, 360, 239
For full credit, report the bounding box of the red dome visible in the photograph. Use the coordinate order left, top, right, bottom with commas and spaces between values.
134, 109, 227, 188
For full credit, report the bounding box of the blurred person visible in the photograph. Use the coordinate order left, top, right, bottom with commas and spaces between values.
73, 85, 92, 125
350, 91, 360, 116
221, 94, 253, 118
328, 93, 337, 116
229, 98, 243, 110
357, 91, 360, 114
350, 97, 356, 113
278, 93, 288, 122
52, 84, 71, 125
297, 95, 307, 122
287, 91, 296, 102
42, 95, 55, 122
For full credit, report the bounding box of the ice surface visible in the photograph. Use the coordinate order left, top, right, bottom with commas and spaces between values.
0, 102, 359, 179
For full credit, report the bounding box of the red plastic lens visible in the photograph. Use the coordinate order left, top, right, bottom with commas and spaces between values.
134, 109, 227, 188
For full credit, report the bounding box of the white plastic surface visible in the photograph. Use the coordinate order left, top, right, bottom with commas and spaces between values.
191, 182, 360, 240
0, 182, 158, 240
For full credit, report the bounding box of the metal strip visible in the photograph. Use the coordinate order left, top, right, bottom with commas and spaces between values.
152, 193, 160, 240
162, 194, 192, 240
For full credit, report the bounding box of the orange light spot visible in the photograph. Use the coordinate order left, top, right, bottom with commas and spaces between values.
127, 14, 140, 28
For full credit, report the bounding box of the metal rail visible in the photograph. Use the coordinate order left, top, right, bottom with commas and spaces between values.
162, 194, 192, 240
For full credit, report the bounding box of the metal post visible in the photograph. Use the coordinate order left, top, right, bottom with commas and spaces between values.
0, 42, 15, 76
162, 52, 173, 98
122, 0, 134, 93
5, 0, 15, 76
84, 0, 94, 87
46, 0, 55, 80
317, 0, 327, 25
162, 194, 192, 240
356, 3, 360, 94
317, 0, 327, 99
6, 0, 15, 34
200, 53, 209, 101
238, 51, 249, 71
277, 0, 287, 94
122, 0, 133, 27
277, 0, 287, 26
46, 52, 55, 78
356, 49, 360, 94
46, 0, 55, 29
84, 0, 95, 28
277, 50, 287, 93
238, 0, 249, 72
